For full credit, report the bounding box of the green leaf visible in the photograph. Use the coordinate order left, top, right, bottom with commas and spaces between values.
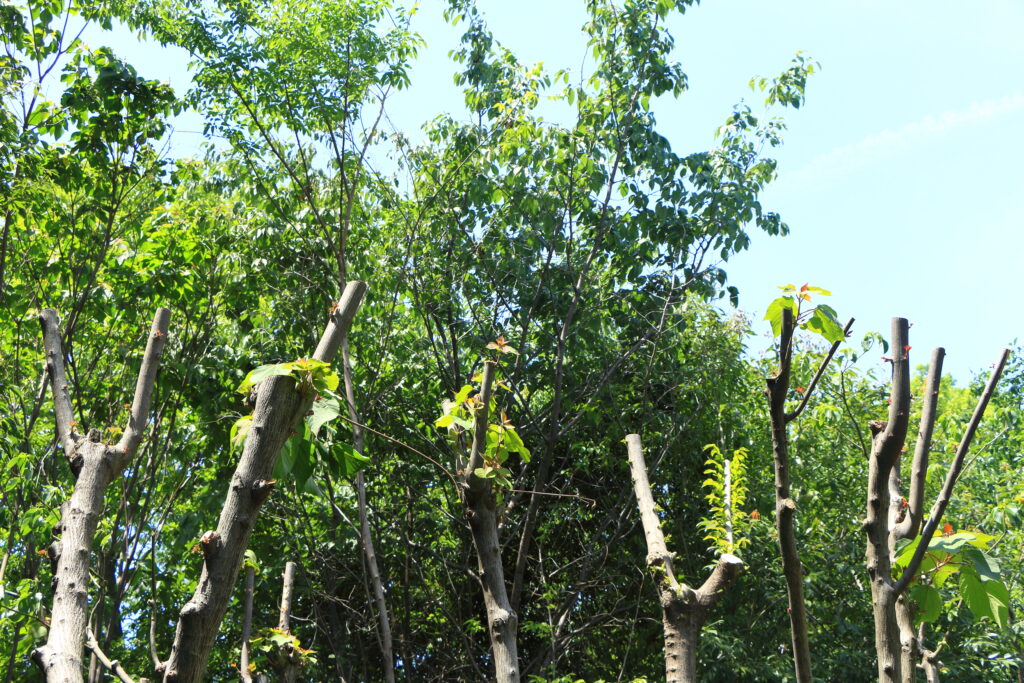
308, 397, 341, 437
237, 363, 292, 394
763, 297, 797, 337
230, 415, 253, 453
908, 584, 942, 625
453, 384, 474, 405
804, 307, 845, 344
960, 565, 1010, 630
334, 442, 371, 478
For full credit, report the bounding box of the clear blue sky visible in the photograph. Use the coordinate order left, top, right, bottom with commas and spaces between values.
92, 0, 1024, 382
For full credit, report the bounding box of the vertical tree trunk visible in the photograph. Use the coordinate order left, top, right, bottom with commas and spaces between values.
862, 317, 1007, 683
276, 561, 301, 683
765, 307, 850, 683
462, 361, 519, 682
240, 565, 255, 683
340, 333, 395, 683
625, 434, 743, 683
32, 308, 170, 683
161, 281, 365, 683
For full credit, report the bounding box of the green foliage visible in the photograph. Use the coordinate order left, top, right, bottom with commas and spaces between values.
764, 282, 845, 343
2, 1, 1019, 681
434, 359, 531, 489
699, 444, 750, 556
895, 530, 1010, 630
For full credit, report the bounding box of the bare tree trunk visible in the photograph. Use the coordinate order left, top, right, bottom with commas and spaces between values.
275, 562, 301, 683
340, 333, 395, 683
161, 281, 365, 683
625, 434, 743, 683
765, 308, 851, 683
240, 565, 255, 683
462, 361, 519, 682
862, 319, 1008, 683
31, 308, 169, 683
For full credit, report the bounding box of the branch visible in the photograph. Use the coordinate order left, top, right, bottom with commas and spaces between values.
313, 281, 368, 363
624, 434, 688, 599
115, 308, 171, 460
240, 566, 255, 683
278, 561, 297, 632
894, 348, 1010, 595
784, 317, 854, 422
875, 318, 912, 467
162, 281, 366, 683
86, 629, 138, 683
39, 309, 79, 457
695, 553, 745, 609
893, 348, 944, 541
465, 360, 496, 488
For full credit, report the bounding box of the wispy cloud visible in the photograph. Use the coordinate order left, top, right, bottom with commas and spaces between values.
779, 93, 1024, 188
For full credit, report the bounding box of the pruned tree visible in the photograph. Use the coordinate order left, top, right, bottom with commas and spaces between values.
862, 317, 1008, 682
455, 360, 520, 682
625, 434, 743, 683
160, 280, 366, 682
764, 285, 852, 682
32, 307, 170, 681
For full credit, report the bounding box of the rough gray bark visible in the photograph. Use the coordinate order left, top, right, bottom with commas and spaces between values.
862, 319, 1008, 683
462, 361, 519, 682
160, 281, 365, 683
765, 308, 851, 683
32, 308, 170, 683
864, 318, 912, 683
625, 434, 743, 683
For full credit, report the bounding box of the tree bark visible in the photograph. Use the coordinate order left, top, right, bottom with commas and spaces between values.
625, 434, 743, 683
862, 319, 1008, 683
32, 308, 170, 683
462, 361, 519, 682
240, 565, 255, 683
160, 281, 365, 683
765, 307, 850, 683
275, 561, 301, 683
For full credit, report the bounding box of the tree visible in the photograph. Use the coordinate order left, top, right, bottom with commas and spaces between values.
862, 318, 1007, 682
763, 284, 850, 682
626, 433, 743, 682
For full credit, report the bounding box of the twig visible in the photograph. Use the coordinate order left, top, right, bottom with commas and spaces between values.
85, 629, 139, 683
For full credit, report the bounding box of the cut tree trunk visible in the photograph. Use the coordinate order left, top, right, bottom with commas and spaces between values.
160, 281, 365, 683
32, 308, 170, 683
765, 307, 851, 683
625, 434, 742, 683
461, 361, 519, 683
862, 318, 1007, 683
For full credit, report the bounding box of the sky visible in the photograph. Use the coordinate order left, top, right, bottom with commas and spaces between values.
88, 0, 1024, 383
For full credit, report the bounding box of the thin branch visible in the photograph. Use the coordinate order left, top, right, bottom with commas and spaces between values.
784, 317, 855, 422
240, 566, 255, 683
115, 308, 171, 459
333, 414, 459, 488
465, 361, 496, 484
894, 348, 1010, 595
894, 348, 944, 541
85, 629, 137, 683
